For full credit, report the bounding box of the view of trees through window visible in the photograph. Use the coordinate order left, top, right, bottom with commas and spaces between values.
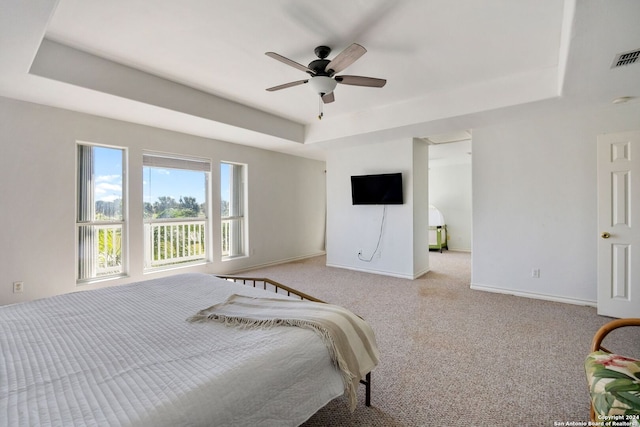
95, 199, 123, 219
220, 199, 229, 218
143, 166, 207, 219
143, 195, 205, 219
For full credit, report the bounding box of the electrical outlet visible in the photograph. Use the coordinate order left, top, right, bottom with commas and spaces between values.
531, 269, 540, 278
13, 281, 23, 293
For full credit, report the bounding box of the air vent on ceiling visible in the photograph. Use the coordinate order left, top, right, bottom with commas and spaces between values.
611, 49, 640, 68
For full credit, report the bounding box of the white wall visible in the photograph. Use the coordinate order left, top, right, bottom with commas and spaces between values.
326, 138, 429, 279
0, 97, 326, 305
5, 94, 638, 308
429, 162, 472, 251
413, 139, 430, 275
472, 102, 640, 304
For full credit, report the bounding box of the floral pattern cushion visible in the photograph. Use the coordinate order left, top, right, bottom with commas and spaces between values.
585, 351, 640, 418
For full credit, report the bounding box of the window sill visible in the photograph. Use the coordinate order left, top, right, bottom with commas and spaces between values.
143, 260, 210, 275
77, 273, 129, 286
221, 254, 249, 262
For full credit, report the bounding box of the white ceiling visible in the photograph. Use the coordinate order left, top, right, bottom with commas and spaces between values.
1, 0, 639, 160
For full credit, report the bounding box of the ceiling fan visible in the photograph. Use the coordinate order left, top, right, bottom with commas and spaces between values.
265, 43, 386, 118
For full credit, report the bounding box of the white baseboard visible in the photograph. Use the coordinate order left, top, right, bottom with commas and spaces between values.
413, 266, 431, 279
229, 252, 326, 274
326, 262, 425, 280
470, 283, 597, 307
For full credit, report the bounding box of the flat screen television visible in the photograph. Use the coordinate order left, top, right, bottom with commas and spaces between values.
351, 173, 403, 205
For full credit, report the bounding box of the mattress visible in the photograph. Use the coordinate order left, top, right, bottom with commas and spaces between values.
0, 273, 344, 426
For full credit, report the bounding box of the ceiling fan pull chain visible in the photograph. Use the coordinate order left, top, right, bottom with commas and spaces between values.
318, 95, 323, 120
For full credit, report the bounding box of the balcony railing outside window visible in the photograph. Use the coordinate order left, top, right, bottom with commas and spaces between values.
144, 219, 206, 269
78, 223, 124, 279
95, 224, 123, 276
221, 217, 243, 258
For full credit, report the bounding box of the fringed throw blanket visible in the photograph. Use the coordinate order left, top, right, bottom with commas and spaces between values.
188, 294, 379, 411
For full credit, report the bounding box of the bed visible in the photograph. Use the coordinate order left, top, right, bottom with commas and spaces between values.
0, 273, 376, 426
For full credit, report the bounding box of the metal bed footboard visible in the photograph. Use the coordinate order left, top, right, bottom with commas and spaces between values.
215, 275, 372, 407
215, 275, 325, 303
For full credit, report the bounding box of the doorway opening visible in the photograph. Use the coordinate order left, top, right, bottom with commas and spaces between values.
424, 130, 473, 253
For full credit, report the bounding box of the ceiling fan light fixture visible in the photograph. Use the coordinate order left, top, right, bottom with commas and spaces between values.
309, 76, 337, 96
265, 43, 386, 118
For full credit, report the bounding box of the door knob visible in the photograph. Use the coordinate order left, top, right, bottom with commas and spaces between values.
601, 232, 611, 239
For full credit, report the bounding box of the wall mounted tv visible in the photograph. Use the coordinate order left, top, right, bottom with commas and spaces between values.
351, 173, 404, 205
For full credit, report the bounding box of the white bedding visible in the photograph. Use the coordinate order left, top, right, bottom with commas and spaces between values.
0, 273, 344, 426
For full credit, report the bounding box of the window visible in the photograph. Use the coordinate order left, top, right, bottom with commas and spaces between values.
143, 153, 210, 270
221, 162, 246, 259
77, 144, 126, 282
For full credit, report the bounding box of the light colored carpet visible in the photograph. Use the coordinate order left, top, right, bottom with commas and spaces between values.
240, 252, 638, 426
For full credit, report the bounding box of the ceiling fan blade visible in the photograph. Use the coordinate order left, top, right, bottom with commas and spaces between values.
325, 43, 367, 75
335, 75, 387, 88
265, 52, 314, 74
322, 92, 335, 104
266, 79, 309, 91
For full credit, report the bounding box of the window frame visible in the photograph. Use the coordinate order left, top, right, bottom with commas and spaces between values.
221, 161, 247, 260
143, 152, 212, 272
76, 142, 128, 284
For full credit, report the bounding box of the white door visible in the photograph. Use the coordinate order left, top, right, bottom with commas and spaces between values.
597, 130, 640, 318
